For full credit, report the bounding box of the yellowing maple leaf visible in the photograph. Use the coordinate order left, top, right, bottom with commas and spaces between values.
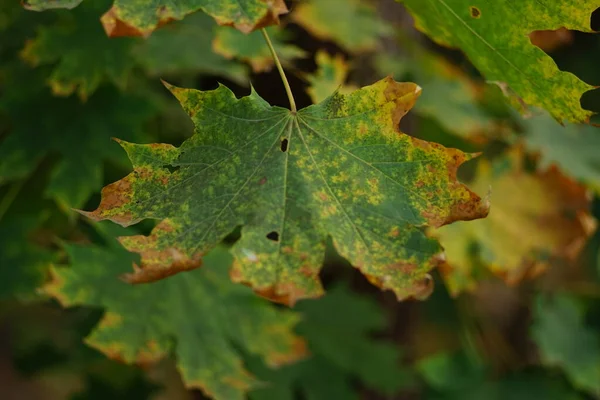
83, 77, 489, 304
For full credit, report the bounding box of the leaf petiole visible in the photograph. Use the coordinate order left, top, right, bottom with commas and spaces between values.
261, 28, 297, 113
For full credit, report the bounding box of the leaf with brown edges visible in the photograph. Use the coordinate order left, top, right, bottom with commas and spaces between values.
83, 77, 489, 305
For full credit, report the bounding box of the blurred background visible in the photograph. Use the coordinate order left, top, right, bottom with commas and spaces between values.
1, 0, 600, 399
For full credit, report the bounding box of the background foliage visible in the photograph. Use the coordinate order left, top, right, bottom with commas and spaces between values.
1, 0, 600, 399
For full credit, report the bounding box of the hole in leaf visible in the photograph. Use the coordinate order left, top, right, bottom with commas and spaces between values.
469, 6, 481, 18
280, 138, 288, 152
162, 164, 180, 173
266, 231, 280, 242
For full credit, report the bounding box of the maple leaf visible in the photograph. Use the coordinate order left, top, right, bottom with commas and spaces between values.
398, 0, 598, 123
523, 112, 600, 194
305, 51, 356, 104
434, 150, 593, 296
249, 284, 413, 399
531, 294, 600, 394
83, 77, 489, 304
45, 234, 306, 400
21, 0, 135, 99
133, 12, 247, 84
291, 0, 393, 53
213, 26, 306, 73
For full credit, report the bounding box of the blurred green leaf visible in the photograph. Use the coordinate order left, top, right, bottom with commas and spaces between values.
0, 65, 156, 209
21, 0, 135, 99
250, 284, 412, 399
531, 294, 600, 394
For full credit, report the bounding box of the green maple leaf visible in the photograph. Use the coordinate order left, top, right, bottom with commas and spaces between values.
27, 0, 289, 37
45, 234, 306, 400
21, 0, 135, 99
291, 0, 393, 53
249, 284, 413, 399
0, 66, 156, 209
523, 112, 600, 194
398, 0, 598, 123
531, 294, 600, 394
83, 77, 489, 304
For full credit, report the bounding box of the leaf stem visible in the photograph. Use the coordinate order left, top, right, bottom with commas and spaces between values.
261, 28, 297, 113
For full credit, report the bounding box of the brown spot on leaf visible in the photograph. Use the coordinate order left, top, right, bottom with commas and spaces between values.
258, 177, 267, 185
470, 6, 481, 18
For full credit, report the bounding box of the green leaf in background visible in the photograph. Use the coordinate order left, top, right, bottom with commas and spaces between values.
305, 51, 356, 104
45, 238, 306, 400
250, 284, 412, 399
213, 26, 306, 73
434, 150, 592, 295
83, 77, 489, 303
0, 66, 156, 209
531, 294, 600, 394
295, 284, 412, 394
292, 0, 393, 52
21, 0, 135, 99
523, 112, 600, 194
133, 12, 247, 84
398, 0, 598, 123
